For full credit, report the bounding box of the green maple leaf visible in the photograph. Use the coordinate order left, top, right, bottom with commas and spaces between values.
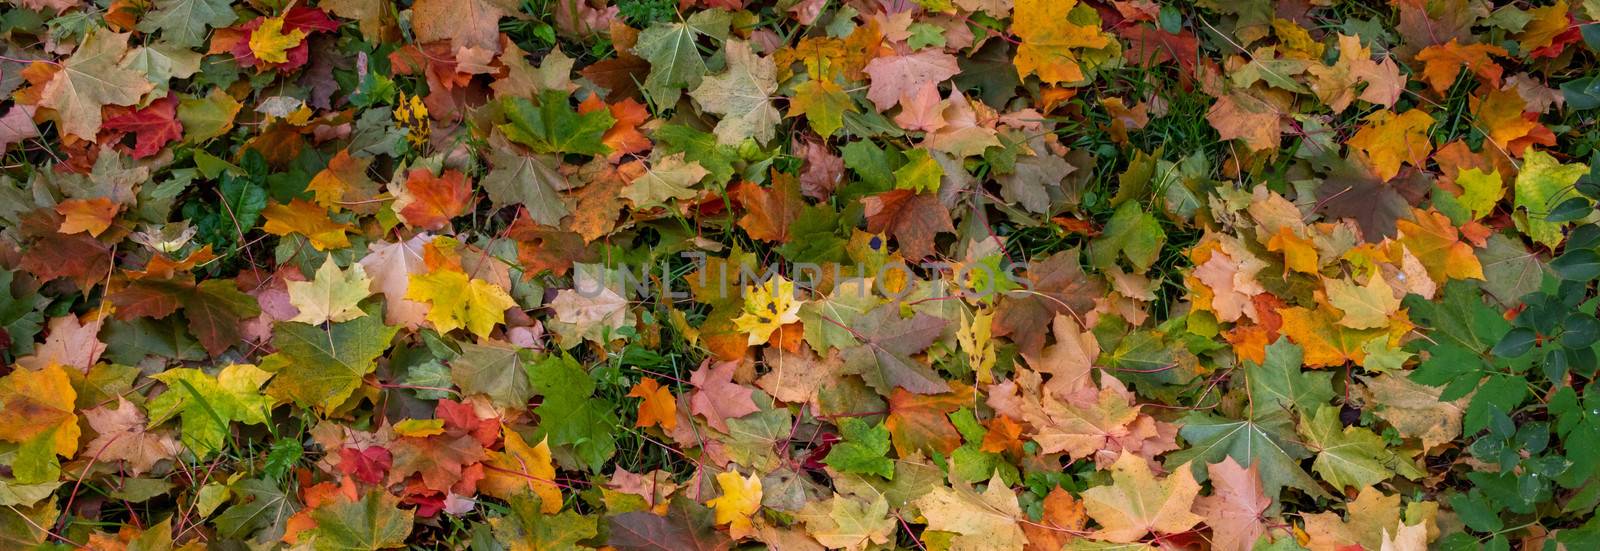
688, 40, 780, 146
308, 491, 413, 551
893, 149, 944, 194
1299, 405, 1423, 490
260, 300, 399, 411
0, 270, 44, 356
499, 91, 614, 156
798, 277, 880, 353
1247, 339, 1335, 424
841, 305, 950, 396
213, 478, 296, 539
1088, 202, 1166, 272
481, 148, 570, 225
137, 0, 238, 48
1164, 412, 1328, 503
527, 354, 618, 472
147, 363, 274, 457
450, 340, 534, 408
632, 11, 730, 106
824, 418, 895, 479
1514, 149, 1590, 248
491, 493, 597, 550
653, 124, 737, 186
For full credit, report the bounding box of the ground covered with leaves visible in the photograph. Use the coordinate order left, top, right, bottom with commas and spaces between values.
2, 0, 1600, 549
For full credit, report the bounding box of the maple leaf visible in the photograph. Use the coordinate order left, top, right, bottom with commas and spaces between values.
688, 360, 759, 432
1012, 0, 1114, 84
1020, 487, 1085, 551
406, 267, 516, 339
690, 40, 780, 146
862, 189, 955, 260
481, 147, 571, 226
38, 29, 154, 140
1300, 405, 1423, 490
1025, 313, 1098, 398
392, 169, 474, 231
410, 0, 520, 53
1414, 39, 1507, 94
823, 417, 894, 478
705, 471, 762, 539
797, 493, 896, 551
628, 378, 677, 431
1513, 149, 1589, 248
178, 87, 243, 144
101, 95, 184, 159
1325, 273, 1402, 330
527, 354, 619, 472
1301, 487, 1405, 551
359, 235, 433, 328
182, 279, 263, 357
262, 199, 354, 251
607, 498, 733, 551
578, 95, 651, 161
1361, 372, 1468, 451
994, 250, 1104, 357
547, 284, 632, 346
788, 78, 856, 139
1207, 91, 1281, 152
1348, 109, 1435, 181
500, 90, 615, 156
259, 301, 398, 410
0, 364, 78, 482
884, 388, 963, 457
248, 15, 308, 64
622, 153, 711, 208
731, 175, 803, 243
1194, 458, 1270, 551
491, 492, 598, 550
307, 490, 414, 551
82, 398, 182, 476
841, 304, 949, 396
287, 257, 373, 325
863, 49, 962, 112
1396, 208, 1485, 282
55, 197, 119, 237
495, 45, 578, 99
481, 430, 563, 512
580, 22, 651, 101
633, 13, 733, 106
450, 339, 534, 407
1082, 454, 1204, 543
912, 474, 1028, 550
731, 275, 802, 345
138, 0, 238, 48
1307, 34, 1404, 112
147, 364, 273, 456
306, 150, 376, 211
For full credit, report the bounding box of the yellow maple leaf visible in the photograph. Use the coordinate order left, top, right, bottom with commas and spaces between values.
1266, 227, 1320, 274
0, 363, 79, 459
481, 430, 562, 513
248, 16, 308, 64
1325, 273, 1402, 330
262, 199, 354, 251
1281, 305, 1404, 368
705, 471, 762, 539
1012, 0, 1114, 84
1082, 454, 1205, 543
732, 275, 802, 345
405, 267, 517, 338
1347, 109, 1434, 181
